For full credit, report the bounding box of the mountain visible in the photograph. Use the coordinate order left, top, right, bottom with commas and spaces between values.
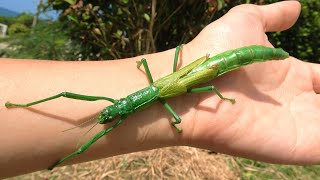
0, 7, 19, 17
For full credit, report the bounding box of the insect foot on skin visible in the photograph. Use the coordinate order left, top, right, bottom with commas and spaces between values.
5, 45, 289, 170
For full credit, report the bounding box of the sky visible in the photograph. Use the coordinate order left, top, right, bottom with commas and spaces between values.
0, 0, 38, 13
0, 0, 58, 18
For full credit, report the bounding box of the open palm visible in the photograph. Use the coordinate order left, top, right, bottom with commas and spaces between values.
182, 1, 320, 165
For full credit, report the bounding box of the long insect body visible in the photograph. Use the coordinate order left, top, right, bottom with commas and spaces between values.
188, 45, 289, 77
5, 45, 289, 170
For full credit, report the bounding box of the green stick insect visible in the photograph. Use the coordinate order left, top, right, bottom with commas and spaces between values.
5, 45, 289, 170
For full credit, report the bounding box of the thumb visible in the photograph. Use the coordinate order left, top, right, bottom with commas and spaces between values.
258, 1, 301, 32
229, 1, 301, 32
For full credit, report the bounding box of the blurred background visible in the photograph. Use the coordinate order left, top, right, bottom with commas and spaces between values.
1, 0, 319, 179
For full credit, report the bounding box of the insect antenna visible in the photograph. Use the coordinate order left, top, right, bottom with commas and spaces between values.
62, 116, 97, 132
75, 122, 99, 149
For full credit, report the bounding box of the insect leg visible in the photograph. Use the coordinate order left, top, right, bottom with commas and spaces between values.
159, 99, 182, 133
48, 115, 127, 170
136, 58, 182, 132
136, 58, 154, 84
188, 86, 236, 104
173, 45, 183, 72
5, 92, 116, 107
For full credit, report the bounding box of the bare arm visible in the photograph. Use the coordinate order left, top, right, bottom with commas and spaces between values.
0, 48, 193, 177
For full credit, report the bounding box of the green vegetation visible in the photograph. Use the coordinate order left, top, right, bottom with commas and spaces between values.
0, 13, 32, 27
0, 13, 77, 60
4, 22, 77, 60
8, 23, 29, 35
1, 0, 318, 62
43, 0, 221, 59
267, 0, 320, 63
232, 158, 320, 180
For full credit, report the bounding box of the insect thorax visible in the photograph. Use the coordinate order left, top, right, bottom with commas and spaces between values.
96, 105, 121, 124
125, 86, 160, 110
96, 98, 135, 124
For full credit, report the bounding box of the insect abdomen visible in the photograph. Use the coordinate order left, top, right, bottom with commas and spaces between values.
188, 45, 289, 76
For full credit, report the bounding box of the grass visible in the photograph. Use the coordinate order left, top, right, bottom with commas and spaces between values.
8, 147, 237, 180
230, 158, 320, 180
7, 147, 320, 179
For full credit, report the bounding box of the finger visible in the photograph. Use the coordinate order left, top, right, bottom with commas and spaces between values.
258, 1, 301, 32
309, 62, 320, 93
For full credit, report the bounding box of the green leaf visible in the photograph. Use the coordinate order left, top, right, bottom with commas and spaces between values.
143, 13, 150, 22
116, 30, 123, 36
93, 28, 102, 36
121, 0, 129, 4
117, 8, 123, 15
93, 6, 100, 12
67, 15, 79, 24
64, 0, 76, 5
82, 13, 90, 20
113, 30, 123, 39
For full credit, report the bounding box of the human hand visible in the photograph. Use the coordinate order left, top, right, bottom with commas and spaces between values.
181, 1, 320, 165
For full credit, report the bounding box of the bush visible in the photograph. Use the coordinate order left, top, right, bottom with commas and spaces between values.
267, 0, 320, 63
15, 13, 34, 27
8, 23, 29, 35
44, 0, 222, 60
4, 21, 77, 60
4, 0, 318, 62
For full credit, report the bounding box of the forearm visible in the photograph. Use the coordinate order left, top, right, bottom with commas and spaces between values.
0, 45, 197, 178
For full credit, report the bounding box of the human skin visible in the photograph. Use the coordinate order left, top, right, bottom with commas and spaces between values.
1, 1, 318, 178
